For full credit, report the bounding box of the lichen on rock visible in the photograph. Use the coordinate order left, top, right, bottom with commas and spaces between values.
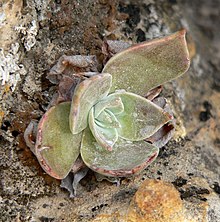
0, 43, 26, 91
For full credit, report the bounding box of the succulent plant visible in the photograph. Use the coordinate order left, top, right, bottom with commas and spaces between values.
25, 30, 190, 194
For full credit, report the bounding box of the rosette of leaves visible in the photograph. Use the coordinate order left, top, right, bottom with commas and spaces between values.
30, 30, 190, 181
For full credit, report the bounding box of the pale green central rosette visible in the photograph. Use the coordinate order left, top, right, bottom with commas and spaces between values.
69, 74, 171, 176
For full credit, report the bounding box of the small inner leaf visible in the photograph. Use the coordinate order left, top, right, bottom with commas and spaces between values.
102, 30, 190, 96
81, 128, 159, 177
69, 73, 112, 134
35, 102, 81, 179
95, 109, 121, 129
88, 108, 118, 151
108, 92, 171, 141
94, 96, 124, 118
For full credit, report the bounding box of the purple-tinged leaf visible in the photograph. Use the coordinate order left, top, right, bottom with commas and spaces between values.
146, 97, 175, 148
71, 156, 87, 174
146, 85, 163, 101
61, 173, 75, 198
48, 55, 98, 84
35, 102, 81, 179
69, 74, 112, 134
146, 122, 175, 148
102, 30, 190, 96
57, 75, 80, 103
80, 128, 159, 177
61, 166, 89, 198
102, 40, 132, 64
24, 120, 38, 154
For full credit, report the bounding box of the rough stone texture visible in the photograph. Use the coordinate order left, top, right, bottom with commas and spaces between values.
127, 180, 186, 222
0, 0, 220, 222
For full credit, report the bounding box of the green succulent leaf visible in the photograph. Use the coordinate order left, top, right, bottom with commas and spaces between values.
108, 92, 171, 141
35, 102, 81, 179
94, 96, 124, 117
88, 107, 118, 151
95, 109, 121, 129
69, 73, 112, 134
80, 128, 159, 177
102, 30, 190, 96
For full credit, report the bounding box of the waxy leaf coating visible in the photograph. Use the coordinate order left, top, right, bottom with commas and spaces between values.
89, 107, 118, 151
95, 109, 121, 129
108, 92, 171, 141
94, 96, 124, 117
35, 102, 81, 179
69, 73, 112, 134
81, 128, 159, 177
102, 30, 190, 96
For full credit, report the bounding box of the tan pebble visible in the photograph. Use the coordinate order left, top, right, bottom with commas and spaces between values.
126, 179, 186, 222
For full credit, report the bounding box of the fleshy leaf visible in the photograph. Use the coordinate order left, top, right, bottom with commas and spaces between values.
35, 102, 81, 179
94, 95, 124, 117
146, 85, 163, 101
69, 73, 112, 134
24, 120, 38, 154
88, 107, 118, 151
48, 55, 98, 84
60, 167, 89, 198
60, 173, 75, 198
71, 156, 87, 174
108, 92, 171, 141
146, 97, 175, 148
81, 128, 159, 177
102, 30, 190, 96
146, 122, 175, 148
95, 109, 121, 129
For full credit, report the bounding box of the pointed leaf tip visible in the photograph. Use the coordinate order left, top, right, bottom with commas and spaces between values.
102, 30, 190, 96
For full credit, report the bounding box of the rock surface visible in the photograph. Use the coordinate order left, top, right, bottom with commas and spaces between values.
127, 180, 186, 222
0, 0, 220, 222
